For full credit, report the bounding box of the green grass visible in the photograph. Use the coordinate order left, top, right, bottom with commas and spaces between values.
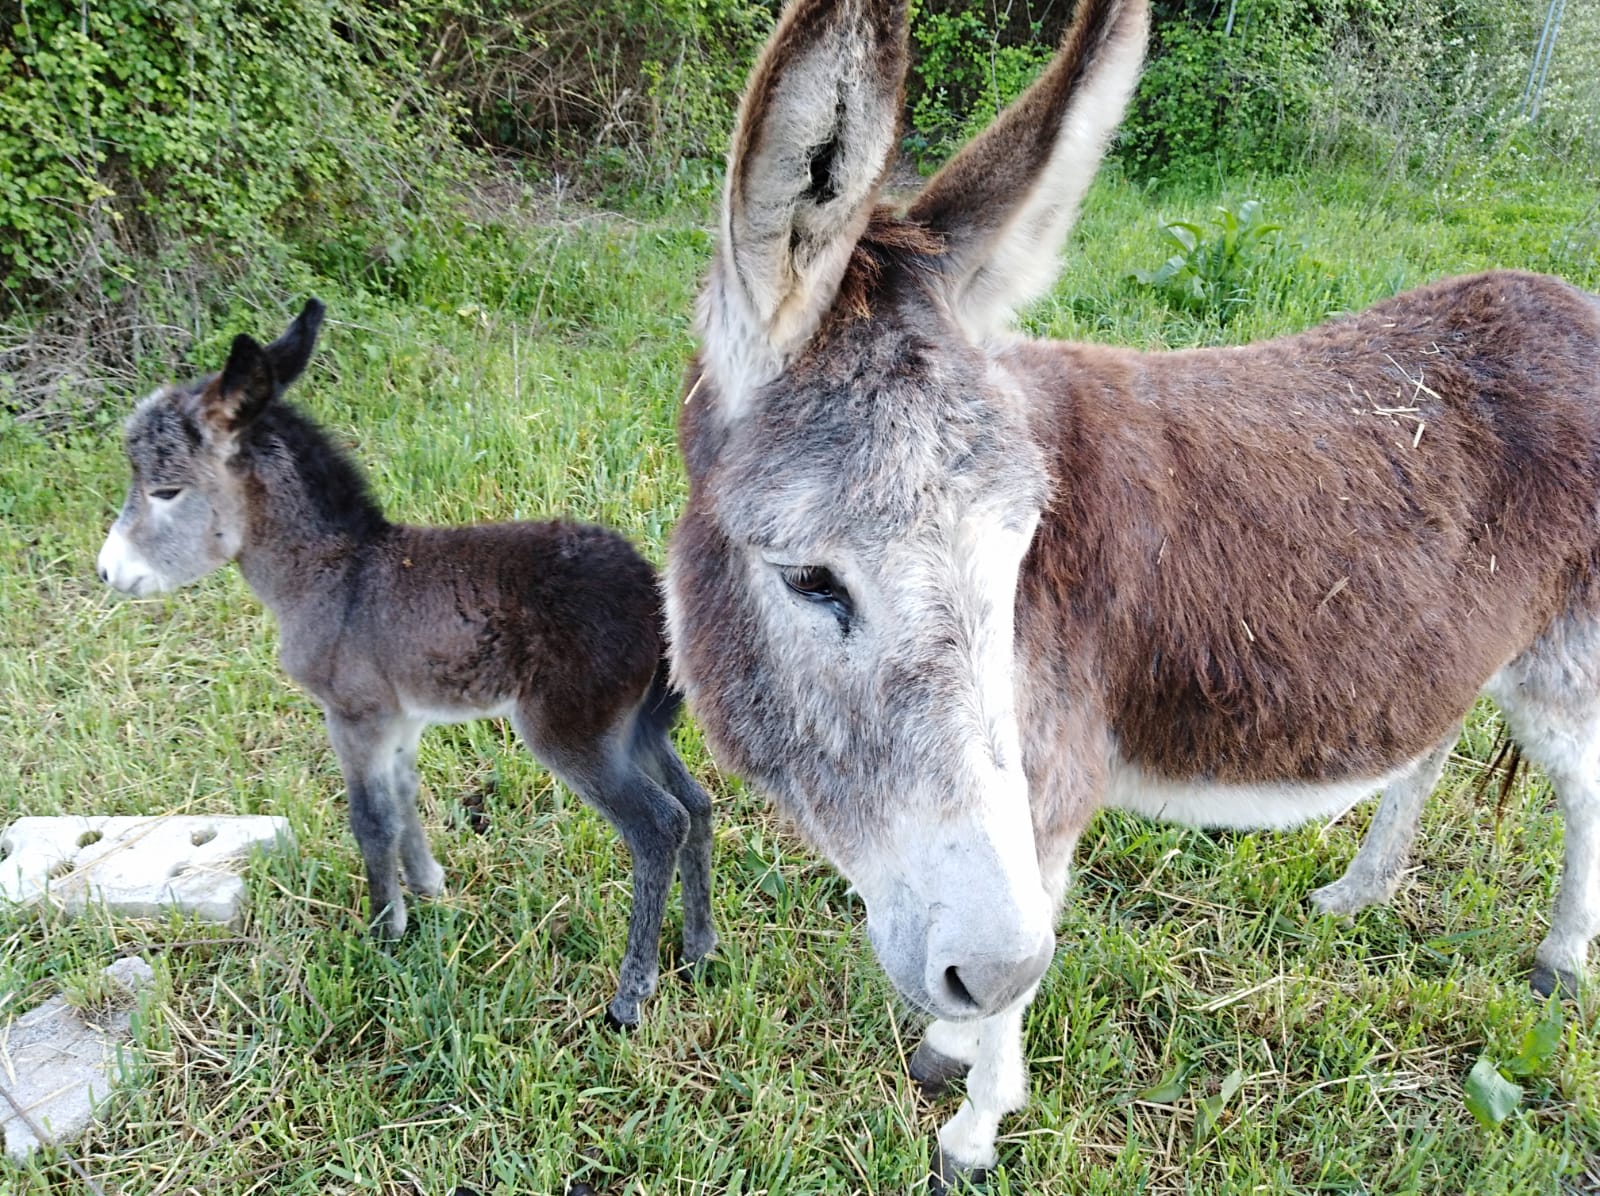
3, 160, 1600, 1194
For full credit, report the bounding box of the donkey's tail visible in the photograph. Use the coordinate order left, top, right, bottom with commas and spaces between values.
632, 656, 685, 753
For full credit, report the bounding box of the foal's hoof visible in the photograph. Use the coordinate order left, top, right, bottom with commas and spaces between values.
405, 858, 446, 899
909, 1041, 971, 1098
368, 904, 408, 942
603, 1004, 639, 1032
1530, 963, 1581, 1000
682, 928, 720, 966
929, 1144, 989, 1194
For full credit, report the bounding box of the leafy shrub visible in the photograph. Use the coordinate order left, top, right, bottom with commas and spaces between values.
0, 0, 460, 297
1128, 199, 1319, 323
907, 1, 1596, 185
905, 0, 1052, 168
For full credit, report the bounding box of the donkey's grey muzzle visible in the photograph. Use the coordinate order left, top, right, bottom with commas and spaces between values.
927, 934, 1055, 1019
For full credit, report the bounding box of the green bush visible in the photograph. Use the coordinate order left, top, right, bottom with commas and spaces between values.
0, 0, 460, 298
905, 1, 1594, 185
905, 0, 1052, 168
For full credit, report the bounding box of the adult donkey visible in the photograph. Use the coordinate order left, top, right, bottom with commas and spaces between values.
666, 0, 1600, 1181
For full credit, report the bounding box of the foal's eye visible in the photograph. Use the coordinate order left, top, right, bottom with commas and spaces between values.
148, 487, 184, 502
781, 565, 850, 611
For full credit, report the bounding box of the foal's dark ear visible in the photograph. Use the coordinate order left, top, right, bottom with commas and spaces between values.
202, 333, 277, 438
200, 300, 325, 442
263, 298, 325, 388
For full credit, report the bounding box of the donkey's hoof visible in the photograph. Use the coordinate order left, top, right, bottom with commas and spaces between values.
1308, 875, 1386, 917
1530, 963, 1581, 1000
682, 928, 720, 966
368, 904, 408, 941
929, 1144, 989, 1194
909, 1041, 971, 1098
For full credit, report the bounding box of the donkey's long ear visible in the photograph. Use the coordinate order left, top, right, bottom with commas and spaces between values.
198, 300, 324, 443
907, 0, 1148, 338
705, 0, 909, 417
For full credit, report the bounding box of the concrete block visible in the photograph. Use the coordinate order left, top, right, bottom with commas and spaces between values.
0, 955, 155, 1161
0, 815, 293, 925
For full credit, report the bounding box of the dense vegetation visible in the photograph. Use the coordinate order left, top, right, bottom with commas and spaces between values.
2, 0, 1595, 408
3, 0, 1599, 1192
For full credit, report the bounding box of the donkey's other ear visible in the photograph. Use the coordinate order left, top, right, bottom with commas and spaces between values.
262, 298, 325, 388
706, 0, 909, 416
908, 0, 1148, 339
201, 333, 276, 439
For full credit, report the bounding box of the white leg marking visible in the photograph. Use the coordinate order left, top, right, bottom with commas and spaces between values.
935, 988, 1036, 1173
1537, 766, 1600, 984
1487, 645, 1600, 989
924, 1016, 985, 1067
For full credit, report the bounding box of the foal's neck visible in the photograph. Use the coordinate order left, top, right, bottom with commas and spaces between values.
232, 404, 391, 616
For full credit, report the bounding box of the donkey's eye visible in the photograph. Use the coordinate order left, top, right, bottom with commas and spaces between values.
781, 565, 851, 613
148, 487, 184, 502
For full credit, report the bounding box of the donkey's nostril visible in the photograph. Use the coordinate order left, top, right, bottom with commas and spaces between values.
97, 565, 108, 583
933, 938, 1055, 1017
943, 965, 978, 1009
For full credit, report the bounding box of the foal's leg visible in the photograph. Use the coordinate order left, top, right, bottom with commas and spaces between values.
920, 987, 1039, 1188
391, 717, 445, 898
518, 713, 690, 1026
1310, 731, 1457, 916
325, 710, 412, 939
637, 731, 718, 963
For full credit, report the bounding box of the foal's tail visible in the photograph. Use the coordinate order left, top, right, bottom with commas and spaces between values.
631, 656, 685, 754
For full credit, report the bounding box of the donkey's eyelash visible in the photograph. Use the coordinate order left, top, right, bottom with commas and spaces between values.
148, 487, 184, 502
778, 566, 855, 629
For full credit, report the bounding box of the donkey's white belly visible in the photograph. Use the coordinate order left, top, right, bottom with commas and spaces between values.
1104, 756, 1406, 831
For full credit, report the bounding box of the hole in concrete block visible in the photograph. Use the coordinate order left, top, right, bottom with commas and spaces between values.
77, 829, 104, 848
48, 859, 74, 880
169, 862, 190, 878
190, 826, 217, 847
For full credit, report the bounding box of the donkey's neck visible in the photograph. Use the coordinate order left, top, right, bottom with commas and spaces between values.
232, 404, 390, 616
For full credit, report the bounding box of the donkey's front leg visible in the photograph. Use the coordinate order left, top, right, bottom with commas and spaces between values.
326, 710, 414, 939
919, 989, 1038, 1189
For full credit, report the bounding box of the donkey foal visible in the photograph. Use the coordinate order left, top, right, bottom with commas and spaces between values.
97, 301, 716, 1026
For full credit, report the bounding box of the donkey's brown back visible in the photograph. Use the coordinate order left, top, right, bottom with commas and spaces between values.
1009, 270, 1600, 783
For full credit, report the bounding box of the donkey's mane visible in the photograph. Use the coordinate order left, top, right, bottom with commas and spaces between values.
835, 206, 946, 320
242, 401, 389, 540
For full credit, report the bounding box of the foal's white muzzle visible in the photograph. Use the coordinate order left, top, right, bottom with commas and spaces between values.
97, 526, 164, 596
